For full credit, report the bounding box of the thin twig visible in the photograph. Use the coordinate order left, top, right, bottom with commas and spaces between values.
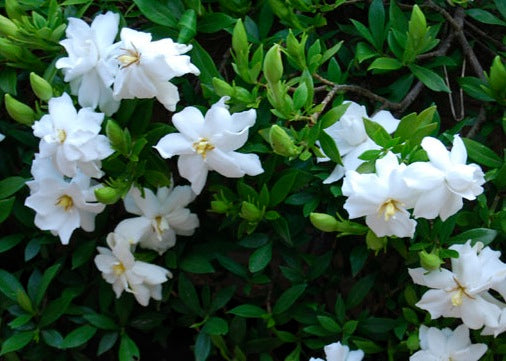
464, 19, 506, 52
466, 106, 486, 138
312, 84, 340, 121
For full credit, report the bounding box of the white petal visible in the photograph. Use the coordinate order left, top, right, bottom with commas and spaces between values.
155, 81, 180, 111
416, 289, 454, 319
408, 268, 455, 289
323, 164, 345, 184
229, 152, 264, 176
171, 106, 205, 139
206, 149, 245, 177
154, 133, 193, 159
178, 154, 208, 195
91, 12, 119, 54
421, 137, 451, 170
371, 110, 400, 133
450, 134, 467, 165
403, 162, 445, 191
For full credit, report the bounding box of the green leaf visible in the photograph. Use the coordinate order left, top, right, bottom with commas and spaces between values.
319, 131, 342, 164
35, 263, 61, 307
0, 176, 26, 199
346, 275, 375, 309
466, 9, 506, 26
0, 233, 24, 253
343, 320, 359, 335
352, 339, 383, 353
209, 286, 236, 314
215, 254, 248, 279
202, 317, 228, 335
199, 13, 237, 33
195, 332, 211, 361
363, 118, 392, 147
356, 42, 378, 63
133, 0, 178, 27
350, 246, 368, 277
41, 329, 63, 349
462, 138, 503, 168
317, 315, 342, 332
60, 325, 97, 349
39, 289, 79, 328
0, 197, 15, 223
368, 57, 403, 71
249, 242, 272, 273
0, 269, 28, 302
97, 332, 118, 356
119, 334, 139, 361
270, 170, 297, 207
228, 304, 266, 318
293, 82, 308, 110
178, 273, 202, 315
190, 41, 221, 90
320, 103, 351, 129
0, 331, 34, 355
83, 313, 118, 330
8, 314, 33, 329
408, 64, 450, 93
180, 254, 215, 274
273, 284, 307, 314
369, 0, 385, 49
350, 19, 374, 45
72, 240, 96, 269
458, 77, 495, 102
402, 307, 419, 324
449, 228, 498, 247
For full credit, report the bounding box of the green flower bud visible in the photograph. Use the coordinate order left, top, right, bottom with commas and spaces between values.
106, 119, 128, 155
0, 38, 22, 60
30, 73, 53, 101
269, 125, 301, 157
94, 186, 121, 205
240, 201, 264, 222
4, 94, 35, 126
310, 212, 339, 232
212, 78, 233, 97
0, 14, 18, 37
366, 230, 387, 254
419, 250, 443, 271
211, 200, 230, 214
232, 18, 248, 56
406, 332, 420, 351
263, 44, 283, 84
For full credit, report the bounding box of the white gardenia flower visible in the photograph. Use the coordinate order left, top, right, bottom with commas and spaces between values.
410, 325, 487, 361
56, 12, 120, 115
403, 135, 485, 220
342, 152, 418, 238
0, 133, 5, 142
409, 241, 506, 330
112, 27, 200, 111
320, 101, 400, 184
32, 93, 113, 178
94, 233, 172, 306
24, 156, 105, 245
309, 341, 364, 361
154, 97, 264, 195
115, 185, 199, 255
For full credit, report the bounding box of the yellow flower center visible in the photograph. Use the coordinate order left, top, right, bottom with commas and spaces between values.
112, 262, 126, 276
192, 137, 215, 159
118, 44, 141, 68
378, 198, 402, 221
450, 277, 474, 306
55, 195, 73, 212
57, 129, 66, 143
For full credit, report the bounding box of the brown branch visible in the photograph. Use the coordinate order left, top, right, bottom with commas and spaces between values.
466, 106, 486, 138
464, 19, 506, 52
312, 84, 340, 122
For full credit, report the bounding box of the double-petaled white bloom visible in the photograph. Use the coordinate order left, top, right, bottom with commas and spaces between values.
403, 135, 485, 221
0, 133, 4, 142
342, 152, 418, 238
409, 241, 506, 330
24, 156, 105, 245
410, 325, 487, 361
32, 93, 113, 178
115, 185, 199, 255
309, 341, 364, 361
94, 233, 172, 306
154, 97, 264, 195
112, 28, 200, 111
320, 101, 400, 184
56, 12, 120, 115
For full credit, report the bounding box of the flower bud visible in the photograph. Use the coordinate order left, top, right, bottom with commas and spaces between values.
269, 125, 300, 157
366, 230, 387, 253
4, 94, 35, 126
29, 72, 53, 101
211, 200, 230, 214
419, 250, 443, 271
240, 201, 264, 222
94, 186, 121, 205
106, 119, 128, 155
310, 212, 339, 232
263, 44, 283, 84
0, 38, 22, 60
0, 14, 18, 37
406, 332, 420, 351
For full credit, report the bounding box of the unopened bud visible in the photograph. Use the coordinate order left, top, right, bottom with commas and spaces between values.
94, 186, 121, 205
269, 125, 300, 157
419, 250, 443, 271
310, 212, 339, 232
0, 14, 18, 37
240, 201, 263, 222
406, 332, 420, 351
4, 94, 34, 126
106, 119, 127, 154
30, 73, 53, 101
211, 200, 230, 214
366, 230, 387, 253
0, 38, 22, 60
263, 44, 283, 84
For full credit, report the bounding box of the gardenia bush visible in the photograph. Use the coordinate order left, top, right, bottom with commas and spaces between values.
0, 0, 504, 360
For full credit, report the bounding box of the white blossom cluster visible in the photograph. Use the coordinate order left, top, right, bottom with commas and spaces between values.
309, 341, 364, 361
23, 11, 264, 306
